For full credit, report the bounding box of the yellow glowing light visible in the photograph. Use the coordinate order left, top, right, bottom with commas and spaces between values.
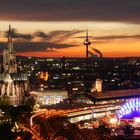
40, 71, 49, 81
134, 117, 140, 123
110, 118, 118, 124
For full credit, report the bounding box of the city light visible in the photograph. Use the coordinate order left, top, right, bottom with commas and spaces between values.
117, 98, 140, 119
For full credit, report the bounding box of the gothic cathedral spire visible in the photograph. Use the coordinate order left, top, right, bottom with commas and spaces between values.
3, 25, 17, 73
7, 24, 14, 54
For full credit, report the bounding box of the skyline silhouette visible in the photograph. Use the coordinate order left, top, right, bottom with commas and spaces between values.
0, 0, 140, 57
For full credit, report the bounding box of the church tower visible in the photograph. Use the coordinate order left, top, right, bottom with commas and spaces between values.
0, 26, 30, 106
3, 25, 17, 73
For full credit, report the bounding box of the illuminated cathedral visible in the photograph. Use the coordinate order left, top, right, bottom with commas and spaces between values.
0, 26, 30, 105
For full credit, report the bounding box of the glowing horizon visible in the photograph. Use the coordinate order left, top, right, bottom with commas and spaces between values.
0, 20, 140, 58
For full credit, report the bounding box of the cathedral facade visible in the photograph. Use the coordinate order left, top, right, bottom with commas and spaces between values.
0, 26, 30, 106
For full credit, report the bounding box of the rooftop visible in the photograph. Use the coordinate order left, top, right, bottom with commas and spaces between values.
88, 88, 140, 101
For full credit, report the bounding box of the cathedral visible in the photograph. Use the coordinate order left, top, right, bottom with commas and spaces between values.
0, 26, 30, 106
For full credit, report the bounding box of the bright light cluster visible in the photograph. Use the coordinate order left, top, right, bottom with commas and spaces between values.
117, 98, 140, 119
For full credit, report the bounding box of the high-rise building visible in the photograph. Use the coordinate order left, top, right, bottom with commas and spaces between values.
0, 26, 30, 105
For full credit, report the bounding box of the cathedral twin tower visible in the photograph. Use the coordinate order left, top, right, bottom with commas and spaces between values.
0, 26, 30, 106
3, 25, 17, 74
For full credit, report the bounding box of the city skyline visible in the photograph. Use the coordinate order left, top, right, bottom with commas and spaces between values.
0, 0, 140, 57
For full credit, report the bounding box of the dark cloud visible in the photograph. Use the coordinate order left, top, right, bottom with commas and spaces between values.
0, 42, 76, 52
34, 31, 48, 38
5, 29, 33, 40
5, 29, 83, 43
76, 34, 140, 43
0, 29, 81, 53
0, 0, 140, 23
95, 35, 140, 40
47, 30, 84, 42
35, 30, 81, 42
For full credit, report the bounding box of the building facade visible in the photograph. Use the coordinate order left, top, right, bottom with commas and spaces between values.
0, 26, 30, 105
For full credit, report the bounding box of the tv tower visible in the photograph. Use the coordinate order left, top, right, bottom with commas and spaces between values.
83, 29, 91, 65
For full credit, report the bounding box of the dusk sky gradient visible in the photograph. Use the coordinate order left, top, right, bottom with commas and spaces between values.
0, 0, 140, 57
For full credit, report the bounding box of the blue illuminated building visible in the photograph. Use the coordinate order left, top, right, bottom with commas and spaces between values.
118, 98, 140, 119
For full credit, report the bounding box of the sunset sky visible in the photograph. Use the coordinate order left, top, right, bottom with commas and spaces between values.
0, 0, 140, 57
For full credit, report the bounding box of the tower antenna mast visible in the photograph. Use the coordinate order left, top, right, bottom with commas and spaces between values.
83, 28, 91, 65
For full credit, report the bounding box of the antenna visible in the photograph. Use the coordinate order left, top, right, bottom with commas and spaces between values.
86, 28, 88, 40
9, 24, 11, 31
83, 28, 91, 61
